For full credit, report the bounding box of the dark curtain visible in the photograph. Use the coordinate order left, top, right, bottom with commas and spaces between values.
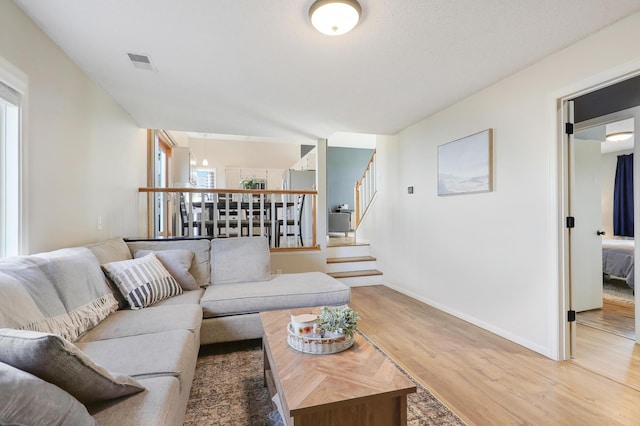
613, 153, 634, 237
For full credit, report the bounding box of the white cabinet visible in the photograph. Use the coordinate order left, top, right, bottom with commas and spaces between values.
224, 167, 284, 190
173, 147, 195, 187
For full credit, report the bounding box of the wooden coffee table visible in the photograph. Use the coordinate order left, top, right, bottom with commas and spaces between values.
260, 308, 416, 426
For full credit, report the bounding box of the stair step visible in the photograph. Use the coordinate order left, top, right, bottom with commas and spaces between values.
328, 269, 383, 279
327, 242, 370, 247
326, 245, 371, 258
326, 260, 377, 274
327, 256, 376, 264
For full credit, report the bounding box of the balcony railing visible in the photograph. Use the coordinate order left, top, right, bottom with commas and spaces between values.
138, 188, 318, 250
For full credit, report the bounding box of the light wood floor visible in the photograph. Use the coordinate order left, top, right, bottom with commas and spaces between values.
350, 285, 640, 425
574, 299, 640, 394
326, 235, 356, 247
577, 299, 635, 339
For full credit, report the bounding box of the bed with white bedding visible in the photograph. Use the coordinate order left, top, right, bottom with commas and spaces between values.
602, 239, 634, 290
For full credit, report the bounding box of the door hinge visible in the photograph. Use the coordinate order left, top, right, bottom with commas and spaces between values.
566, 216, 575, 228
565, 122, 574, 135
568, 310, 576, 322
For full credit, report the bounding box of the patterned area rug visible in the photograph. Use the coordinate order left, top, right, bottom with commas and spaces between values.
184, 336, 465, 426
184, 340, 271, 425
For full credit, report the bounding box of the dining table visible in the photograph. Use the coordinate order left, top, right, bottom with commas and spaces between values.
190, 200, 295, 221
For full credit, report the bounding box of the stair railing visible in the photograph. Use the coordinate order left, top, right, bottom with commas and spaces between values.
354, 149, 377, 229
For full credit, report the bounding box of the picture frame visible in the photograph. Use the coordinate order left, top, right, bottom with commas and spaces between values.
437, 129, 493, 196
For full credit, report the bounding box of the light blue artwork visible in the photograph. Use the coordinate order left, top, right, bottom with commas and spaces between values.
438, 129, 493, 196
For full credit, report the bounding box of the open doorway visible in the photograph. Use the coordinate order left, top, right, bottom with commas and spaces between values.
561, 75, 640, 386
574, 114, 636, 342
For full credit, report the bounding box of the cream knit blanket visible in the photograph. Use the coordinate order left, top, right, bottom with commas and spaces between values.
0, 247, 118, 341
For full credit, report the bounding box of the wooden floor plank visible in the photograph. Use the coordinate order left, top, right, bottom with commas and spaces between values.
350, 285, 640, 425
577, 299, 635, 339
573, 325, 640, 392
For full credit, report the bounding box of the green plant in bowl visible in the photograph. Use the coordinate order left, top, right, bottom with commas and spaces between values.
317, 305, 359, 337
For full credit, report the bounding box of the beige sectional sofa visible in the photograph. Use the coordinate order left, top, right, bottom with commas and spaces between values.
0, 236, 350, 425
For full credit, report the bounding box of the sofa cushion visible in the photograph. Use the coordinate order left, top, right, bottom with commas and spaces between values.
76, 329, 197, 388
151, 288, 204, 307
77, 304, 202, 342
89, 376, 183, 426
0, 329, 144, 404
0, 361, 98, 426
102, 253, 183, 309
0, 247, 119, 341
126, 239, 211, 287
200, 313, 263, 344
134, 249, 199, 291
201, 272, 351, 318
211, 237, 271, 284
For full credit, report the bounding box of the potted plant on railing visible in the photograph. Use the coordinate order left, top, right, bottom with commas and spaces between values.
240, 179, 255, 202
317, 305, 359, 339
241, 178, 255, 190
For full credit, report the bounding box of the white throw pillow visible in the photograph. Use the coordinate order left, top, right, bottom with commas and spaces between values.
134, 249, 199, 291
102, 253, 183, 309
0, 328, 144, 404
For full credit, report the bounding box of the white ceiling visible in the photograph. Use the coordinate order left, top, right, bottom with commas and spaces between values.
14, 0, 640, 144
575, 118, 635, 154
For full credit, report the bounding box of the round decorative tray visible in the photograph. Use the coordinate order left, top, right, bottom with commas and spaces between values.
286, 323, 354, 355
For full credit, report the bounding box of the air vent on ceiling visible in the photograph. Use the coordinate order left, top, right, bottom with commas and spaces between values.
127, 52, 157, 72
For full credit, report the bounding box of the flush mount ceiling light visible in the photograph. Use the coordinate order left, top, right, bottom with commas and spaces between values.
309, 0, 361, 36
606, 131, 633, 142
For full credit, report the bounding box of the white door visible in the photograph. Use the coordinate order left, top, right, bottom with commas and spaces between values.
572, 139, 604, 312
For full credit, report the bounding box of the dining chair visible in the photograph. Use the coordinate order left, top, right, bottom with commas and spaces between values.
179, 193, 213, 237
215, 193, 243, 237
214, 214, 273, 243
276, 194, 305, 247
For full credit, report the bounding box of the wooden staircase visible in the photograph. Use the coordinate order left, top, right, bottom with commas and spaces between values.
326, 243, 383, 286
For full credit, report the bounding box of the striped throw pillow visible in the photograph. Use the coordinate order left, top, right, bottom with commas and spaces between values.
102, 253, 183, 309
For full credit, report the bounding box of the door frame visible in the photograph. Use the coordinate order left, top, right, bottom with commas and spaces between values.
557, 72, 640, 360
146, 129, 176, 238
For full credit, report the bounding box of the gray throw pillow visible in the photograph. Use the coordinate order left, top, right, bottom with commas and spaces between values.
85, 236, 133, 264
0, 361, 98, 425
134, 249, 199, 290
86, 236, 134, 309
102, 253, 183, 309
0, 328, 144, 404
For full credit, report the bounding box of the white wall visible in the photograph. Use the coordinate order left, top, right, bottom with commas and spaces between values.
271, 138, 328, 273
187, 137, 300, 188
0, 2, 147, 253
359, 11, 640, 359
328, 132, 376, 149
601, 148, 633, 237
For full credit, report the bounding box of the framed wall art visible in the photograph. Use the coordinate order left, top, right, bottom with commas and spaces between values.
437, 129, 493, 196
